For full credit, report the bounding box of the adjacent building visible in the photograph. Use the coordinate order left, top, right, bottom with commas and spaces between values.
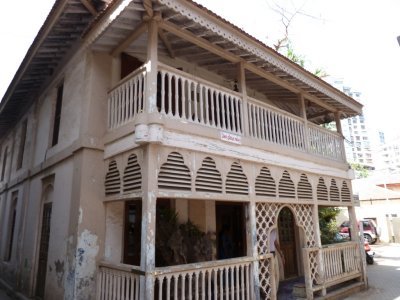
0, 0, 365, 299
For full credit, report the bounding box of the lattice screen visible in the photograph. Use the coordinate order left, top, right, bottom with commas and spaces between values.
259, 257, 274, 299
256, 203, 316, 254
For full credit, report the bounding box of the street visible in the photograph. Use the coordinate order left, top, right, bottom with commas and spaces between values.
345, 243, 400, 300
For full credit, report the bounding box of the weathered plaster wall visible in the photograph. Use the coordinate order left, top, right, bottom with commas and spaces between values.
105, 202, 124, 263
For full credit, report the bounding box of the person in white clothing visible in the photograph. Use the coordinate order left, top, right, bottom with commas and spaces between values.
269, 228, 285, 293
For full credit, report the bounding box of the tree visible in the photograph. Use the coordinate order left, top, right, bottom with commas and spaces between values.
318, 207, 341, 245
350, 162, 369, 179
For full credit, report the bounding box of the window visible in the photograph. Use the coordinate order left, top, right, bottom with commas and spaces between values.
51, 83, 64, 146
1, 147, 8, 181
17, 120, 28, 170
5, 193, 18, 261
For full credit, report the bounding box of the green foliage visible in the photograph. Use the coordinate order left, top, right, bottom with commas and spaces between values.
350, 162, 369, 179
318, 207, 340, 245
285, 42, 305, 67
155, 208, 214, 267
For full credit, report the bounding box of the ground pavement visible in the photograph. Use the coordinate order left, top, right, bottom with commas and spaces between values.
345, 243, 400, 300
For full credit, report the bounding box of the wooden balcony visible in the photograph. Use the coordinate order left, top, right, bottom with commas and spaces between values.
97, 257, 258, 300
107, 64, 346, 163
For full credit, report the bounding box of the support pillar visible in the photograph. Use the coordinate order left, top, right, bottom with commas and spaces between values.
246, 201, 260, 300
298, 94, 310, 151
237, 62, 249, 136
140, 144, 158, 299
312, 204, 326, 296
348, 206, 368, 288
145, 19, 159, 113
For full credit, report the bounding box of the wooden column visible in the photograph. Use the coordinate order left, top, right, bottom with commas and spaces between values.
312, 203, 326, 296
334, 111, 343, 135
139, 144, 158, 299
145, 19, 159, 113
348, 205, 368, 287
298, 94, 310, 151
111, 56, 121, 86
246, 201, 260, 300
237, 62, 249, 136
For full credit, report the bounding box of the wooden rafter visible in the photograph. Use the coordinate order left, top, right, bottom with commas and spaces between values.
80, 0, 97, 16
159, 19, 338, 114
111, 22, 147, 57
158, 29, 175, 58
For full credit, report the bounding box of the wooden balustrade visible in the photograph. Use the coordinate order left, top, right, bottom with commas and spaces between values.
303, 242, 362, 298
108, 66, 146, 129
308, 123, 345, 161
97, 262, 142, 300
154, 257, 254, 300
247, 97, 306, 151
157, 63, 243, 134
107, 65, 346, 162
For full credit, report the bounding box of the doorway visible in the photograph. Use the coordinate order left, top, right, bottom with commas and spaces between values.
278, 207, 298, 279
123, 200, 142, 265
35, 202, 52, 298
216, 202, 246, 259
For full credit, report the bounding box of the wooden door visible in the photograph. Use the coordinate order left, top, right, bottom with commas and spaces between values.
36, 202, 52, 299
278, 207, 298, 278
216, 203, 246, 259
123, 201, 142, 265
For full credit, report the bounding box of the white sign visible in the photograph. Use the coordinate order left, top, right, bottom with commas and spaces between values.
220, 131, 241, 144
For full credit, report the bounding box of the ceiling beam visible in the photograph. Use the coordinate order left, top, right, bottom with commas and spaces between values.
159, 19, 338, 113
80, 0, 97, 16
110, 22, 147, 57
158, 29, 175, 58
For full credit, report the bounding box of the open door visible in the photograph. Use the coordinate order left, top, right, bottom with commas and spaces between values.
278, 207, 298, 279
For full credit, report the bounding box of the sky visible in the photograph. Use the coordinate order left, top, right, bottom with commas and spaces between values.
1, 0, 400, 139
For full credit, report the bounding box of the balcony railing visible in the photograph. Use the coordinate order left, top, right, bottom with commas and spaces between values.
97, 262, 142, 300
107, 64, 346, 162
303, 242, 362, 298
154, 257, 255, 300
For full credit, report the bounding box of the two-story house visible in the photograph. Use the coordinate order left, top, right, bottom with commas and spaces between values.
0, 0, 365, 299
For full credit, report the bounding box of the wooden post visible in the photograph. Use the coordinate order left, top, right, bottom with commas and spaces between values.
348, 206, 368, 288
237, 62, 249, 136
246, 201, 260, 300
334, 111, 346, 161
312, 203, 326, 296
298, 94, 310, 152
139, 144, 158, 299
145, 19, 159, 113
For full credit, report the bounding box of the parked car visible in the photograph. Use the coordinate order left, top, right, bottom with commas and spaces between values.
339, 219, 379, 244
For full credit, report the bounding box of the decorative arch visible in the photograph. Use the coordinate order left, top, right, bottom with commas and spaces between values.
195, 157, 222, 193
297, 174, 313, 200
255, 167, 276, 197
329, 179, 340, 201
341, 181, 351, 202
278, 170, 295, 198
105, 160, 121, 195
225, 162, 248, 195
158, 152, 191, 191
123, 154, 141, 193
317, 177, 328, 201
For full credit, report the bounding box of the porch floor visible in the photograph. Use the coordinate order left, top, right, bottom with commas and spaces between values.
278, 277, 305, 300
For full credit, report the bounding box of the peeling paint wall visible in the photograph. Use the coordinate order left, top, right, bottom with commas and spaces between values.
74, 229, 99, 299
